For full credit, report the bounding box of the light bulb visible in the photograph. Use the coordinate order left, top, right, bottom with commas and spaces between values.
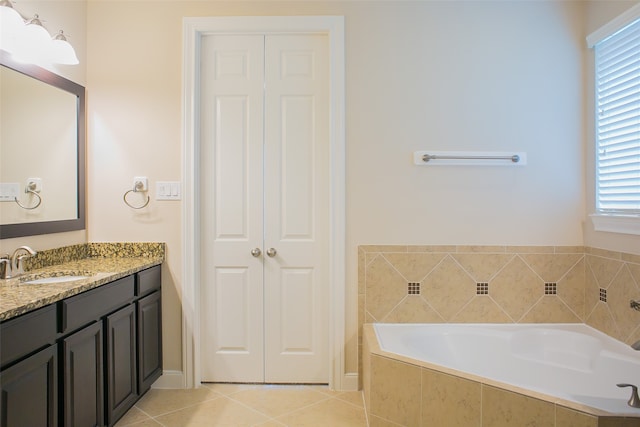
12, 14, 53, 65
0, 0, 25, 54
51, 30, 78, 64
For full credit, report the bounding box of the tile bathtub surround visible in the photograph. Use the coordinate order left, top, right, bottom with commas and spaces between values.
358, 245, 640, 384
362, 325, 639, 427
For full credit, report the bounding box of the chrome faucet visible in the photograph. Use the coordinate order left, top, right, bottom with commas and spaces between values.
0, 254, 10, 279
10, 246, 37, 278
618, 383, 640, 408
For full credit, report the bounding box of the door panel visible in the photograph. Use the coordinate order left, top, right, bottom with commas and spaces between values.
264, 34, 329, 383
200, 34, 265, 383
200, 33, 328, 384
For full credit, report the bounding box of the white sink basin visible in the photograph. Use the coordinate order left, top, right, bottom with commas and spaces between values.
24, 275, 90, 284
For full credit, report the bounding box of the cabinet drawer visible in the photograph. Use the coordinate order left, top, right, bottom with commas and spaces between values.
136, 265, 161, 296
1, 304, 57, 368
62, 276, 135, 334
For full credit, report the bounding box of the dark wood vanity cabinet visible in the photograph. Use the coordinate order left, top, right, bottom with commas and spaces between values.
0, 345, 58, 427
105, 304, 138, 425
0, 265, 162, 427
63, 321, 104, 427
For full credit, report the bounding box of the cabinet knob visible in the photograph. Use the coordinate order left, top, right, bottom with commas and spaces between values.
266, 248, 277, 257
251, 248, 262, 257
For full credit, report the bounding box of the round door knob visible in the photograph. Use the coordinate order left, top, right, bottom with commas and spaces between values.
251, 248, 262, 257
266, 248, 277, 257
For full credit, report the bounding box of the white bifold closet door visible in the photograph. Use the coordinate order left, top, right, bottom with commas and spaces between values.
199, 33, 329, 383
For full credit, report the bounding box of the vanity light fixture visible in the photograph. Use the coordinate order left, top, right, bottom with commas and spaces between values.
0, 0, 79, 65
52, 31, 79, 65
0, 0, 23, 54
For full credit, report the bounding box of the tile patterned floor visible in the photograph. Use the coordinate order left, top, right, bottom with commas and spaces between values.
115, 384, 368, 426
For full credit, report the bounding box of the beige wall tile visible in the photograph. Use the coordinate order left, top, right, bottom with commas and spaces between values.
491, 256, 543, 321
587, 255, 625, 289
383, 252, 446, 282
358, 247, 366, 294
421, 368, 481, 427
457, 245, 507, 253
422, 255, 476, 321
555, 246, 585, 254
555, 406, 598, 427
383, 296, 444, 323
481, 385, 554, 427
519, 296, 581, 323
586, 302, 621, 341
366, 256, 408, 320
407, 245, 457, 253
558, 258, 586, 320
598, 417, 640, 427
625, 325, 640, 347
521, 253, 583, 282
507, 246, 555, 254
452, 253, 514, 282
370, 355, 421, 426
450, 296, 513, 323
628, 262, 640, 286
361, 245, 408, 253
362, 328, 372, 412
585, 265, 601, 318
622, 252, 640, 264
586, 247, 622, 259
607, 266, 640, 341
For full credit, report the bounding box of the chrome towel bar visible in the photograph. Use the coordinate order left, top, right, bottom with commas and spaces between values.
422, 154, 520, 163
413, 151, 527, 166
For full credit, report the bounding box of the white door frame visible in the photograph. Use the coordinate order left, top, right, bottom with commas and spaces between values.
181, 16, 348, 390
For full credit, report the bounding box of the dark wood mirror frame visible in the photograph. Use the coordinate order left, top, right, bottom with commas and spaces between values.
0, 51, 86, 239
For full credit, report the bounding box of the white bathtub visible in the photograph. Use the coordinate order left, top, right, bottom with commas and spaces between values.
374, 323, 640, 416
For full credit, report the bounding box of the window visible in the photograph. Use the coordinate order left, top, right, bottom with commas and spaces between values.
588, 5, 640, 235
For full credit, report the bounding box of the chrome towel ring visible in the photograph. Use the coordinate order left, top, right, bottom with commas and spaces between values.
14, 181, 42, 210
123, 180, 150, 209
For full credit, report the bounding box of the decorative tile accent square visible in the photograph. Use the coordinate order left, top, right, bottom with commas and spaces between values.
544, 283, 557, 295
408, 282, 420, 295
599, 288, 607, 303
476, 282, 489, 295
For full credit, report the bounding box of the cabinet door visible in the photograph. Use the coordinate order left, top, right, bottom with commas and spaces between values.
138, 291, 162, 393
105, 304, 137, 426
0, 345, 57, 427
63, 321, 104, 427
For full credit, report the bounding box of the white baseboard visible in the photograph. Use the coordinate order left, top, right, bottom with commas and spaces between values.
151, 370, 185, 389
341, 373, 359, 391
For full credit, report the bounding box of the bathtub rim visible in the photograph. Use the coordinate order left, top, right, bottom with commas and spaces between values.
363, 323, 640, 419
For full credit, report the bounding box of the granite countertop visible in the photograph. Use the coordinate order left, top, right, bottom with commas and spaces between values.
0, 243, 165, 322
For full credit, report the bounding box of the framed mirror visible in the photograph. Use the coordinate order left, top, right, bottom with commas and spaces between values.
0, 50, 85, 239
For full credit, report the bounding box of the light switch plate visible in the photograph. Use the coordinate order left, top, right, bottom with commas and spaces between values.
0, 183, 20, 201
156, 181, 181, 200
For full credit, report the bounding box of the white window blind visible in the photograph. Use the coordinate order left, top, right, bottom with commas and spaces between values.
594, 18, 640, 214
